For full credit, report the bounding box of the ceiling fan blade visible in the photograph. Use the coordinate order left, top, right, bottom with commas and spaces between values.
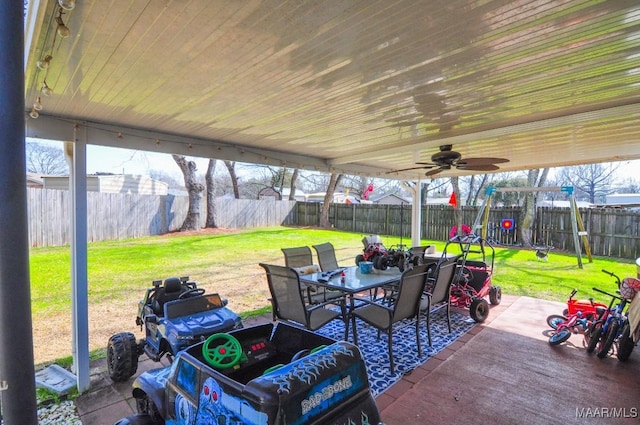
425, 168, 444, 177
385, 166, 432, 173
414, 162, 438, 168
457, 164, 500, 171
458, 157, 509, 166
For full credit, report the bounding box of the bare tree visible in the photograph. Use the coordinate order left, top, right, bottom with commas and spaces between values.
205, 159, 217, 228
319, 172, 343, 228
224, 160, 240, 199
519, 168, 549, 247
559, 163, 619, 203
26, 141, 68, 175
173, 155, 204, 231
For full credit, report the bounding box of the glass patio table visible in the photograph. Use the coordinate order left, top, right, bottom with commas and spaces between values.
299, 266, 403, 311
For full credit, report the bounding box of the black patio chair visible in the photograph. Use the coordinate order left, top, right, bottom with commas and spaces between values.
350, 264, 430, 373
421, 255, 461, 346
282, 245, 342, 306
312, 242, 340, 271
259, 263, 348, 339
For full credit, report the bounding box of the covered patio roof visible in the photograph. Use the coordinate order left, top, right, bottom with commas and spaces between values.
24, 0, 640, 178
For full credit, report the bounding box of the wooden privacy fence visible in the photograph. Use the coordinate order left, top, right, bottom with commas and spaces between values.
295, 202, 640, 260
27, 188, 297, 247
27, 188, 640, 260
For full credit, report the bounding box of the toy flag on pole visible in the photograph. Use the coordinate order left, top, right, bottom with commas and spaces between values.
448, 192, 457, 208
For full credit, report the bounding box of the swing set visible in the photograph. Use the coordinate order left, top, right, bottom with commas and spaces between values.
471, 186, 593, 268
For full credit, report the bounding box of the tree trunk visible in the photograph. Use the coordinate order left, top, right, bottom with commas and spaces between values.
289, 168, 299, 200
205, 159, 218, 228
519, 169, 549, 246
224, 160, 240, 199
173, 155, 204, 231
319, 172, 342, 228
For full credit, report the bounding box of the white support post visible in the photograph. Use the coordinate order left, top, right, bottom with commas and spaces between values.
65, 126, 90, 393
403, 180, 422, 248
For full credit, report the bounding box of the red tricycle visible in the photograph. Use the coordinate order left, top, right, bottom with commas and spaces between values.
445, 236, 502, 323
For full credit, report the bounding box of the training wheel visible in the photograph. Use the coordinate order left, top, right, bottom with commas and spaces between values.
202, 333, 242, 369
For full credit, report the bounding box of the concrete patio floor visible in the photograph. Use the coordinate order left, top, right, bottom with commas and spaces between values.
74, 295, 640, 424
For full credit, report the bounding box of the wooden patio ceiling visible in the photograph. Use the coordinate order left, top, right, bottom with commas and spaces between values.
24, 0, 640, 179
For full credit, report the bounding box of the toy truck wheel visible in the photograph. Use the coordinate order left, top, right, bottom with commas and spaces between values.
135, 393, 163, 425
355, 254, 365, 266
469, 297, 489, 323
489, 285, 502, 305
108, 332, 139, 382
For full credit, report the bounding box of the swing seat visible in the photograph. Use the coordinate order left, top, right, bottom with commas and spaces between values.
534, 245, 553, 261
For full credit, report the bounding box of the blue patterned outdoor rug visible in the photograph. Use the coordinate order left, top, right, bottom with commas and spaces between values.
316, 306, 476, 396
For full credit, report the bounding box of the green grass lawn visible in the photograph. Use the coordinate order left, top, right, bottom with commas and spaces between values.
30, 226, 637, 317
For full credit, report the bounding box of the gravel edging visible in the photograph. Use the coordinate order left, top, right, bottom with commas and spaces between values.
37, 400, 83, 425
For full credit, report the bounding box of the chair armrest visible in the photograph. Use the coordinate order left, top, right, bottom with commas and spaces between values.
308, 296, 347, 311
350, 296, 394, 313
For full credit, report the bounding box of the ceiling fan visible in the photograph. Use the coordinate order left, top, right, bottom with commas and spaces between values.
390, 144, 509, 177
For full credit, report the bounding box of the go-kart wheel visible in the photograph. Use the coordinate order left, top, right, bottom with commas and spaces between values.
469, 298, 489, 323
585, 321, 602, 353
489, 285, 502, 305
355, 254, 365, 266
202, 333, 242, 369
179, 287, 206, 299
617, 321, 634, 362
546, 314, 567, 330
107, 332, 139, 382
549, 329, 572, 346
597, 320, 619, 359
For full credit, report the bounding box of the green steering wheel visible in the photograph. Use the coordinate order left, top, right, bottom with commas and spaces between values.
202, 333, 243, 369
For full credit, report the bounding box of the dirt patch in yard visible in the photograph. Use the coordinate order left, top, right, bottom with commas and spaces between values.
32, 228, 273, 366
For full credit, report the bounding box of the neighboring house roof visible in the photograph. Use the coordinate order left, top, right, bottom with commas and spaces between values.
370, 193, 411, 205
26, 173, 44, 188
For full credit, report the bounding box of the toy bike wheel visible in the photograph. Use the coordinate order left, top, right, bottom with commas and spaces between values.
617, 321, 634, 362
549, 329, 572, 346
596, 320, 619, 359
546, 314, 566, 330
585, 321, 602, 353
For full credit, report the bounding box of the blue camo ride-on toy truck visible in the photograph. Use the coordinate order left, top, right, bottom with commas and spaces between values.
107, 276, 243, 382
114, 322, 384, 425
